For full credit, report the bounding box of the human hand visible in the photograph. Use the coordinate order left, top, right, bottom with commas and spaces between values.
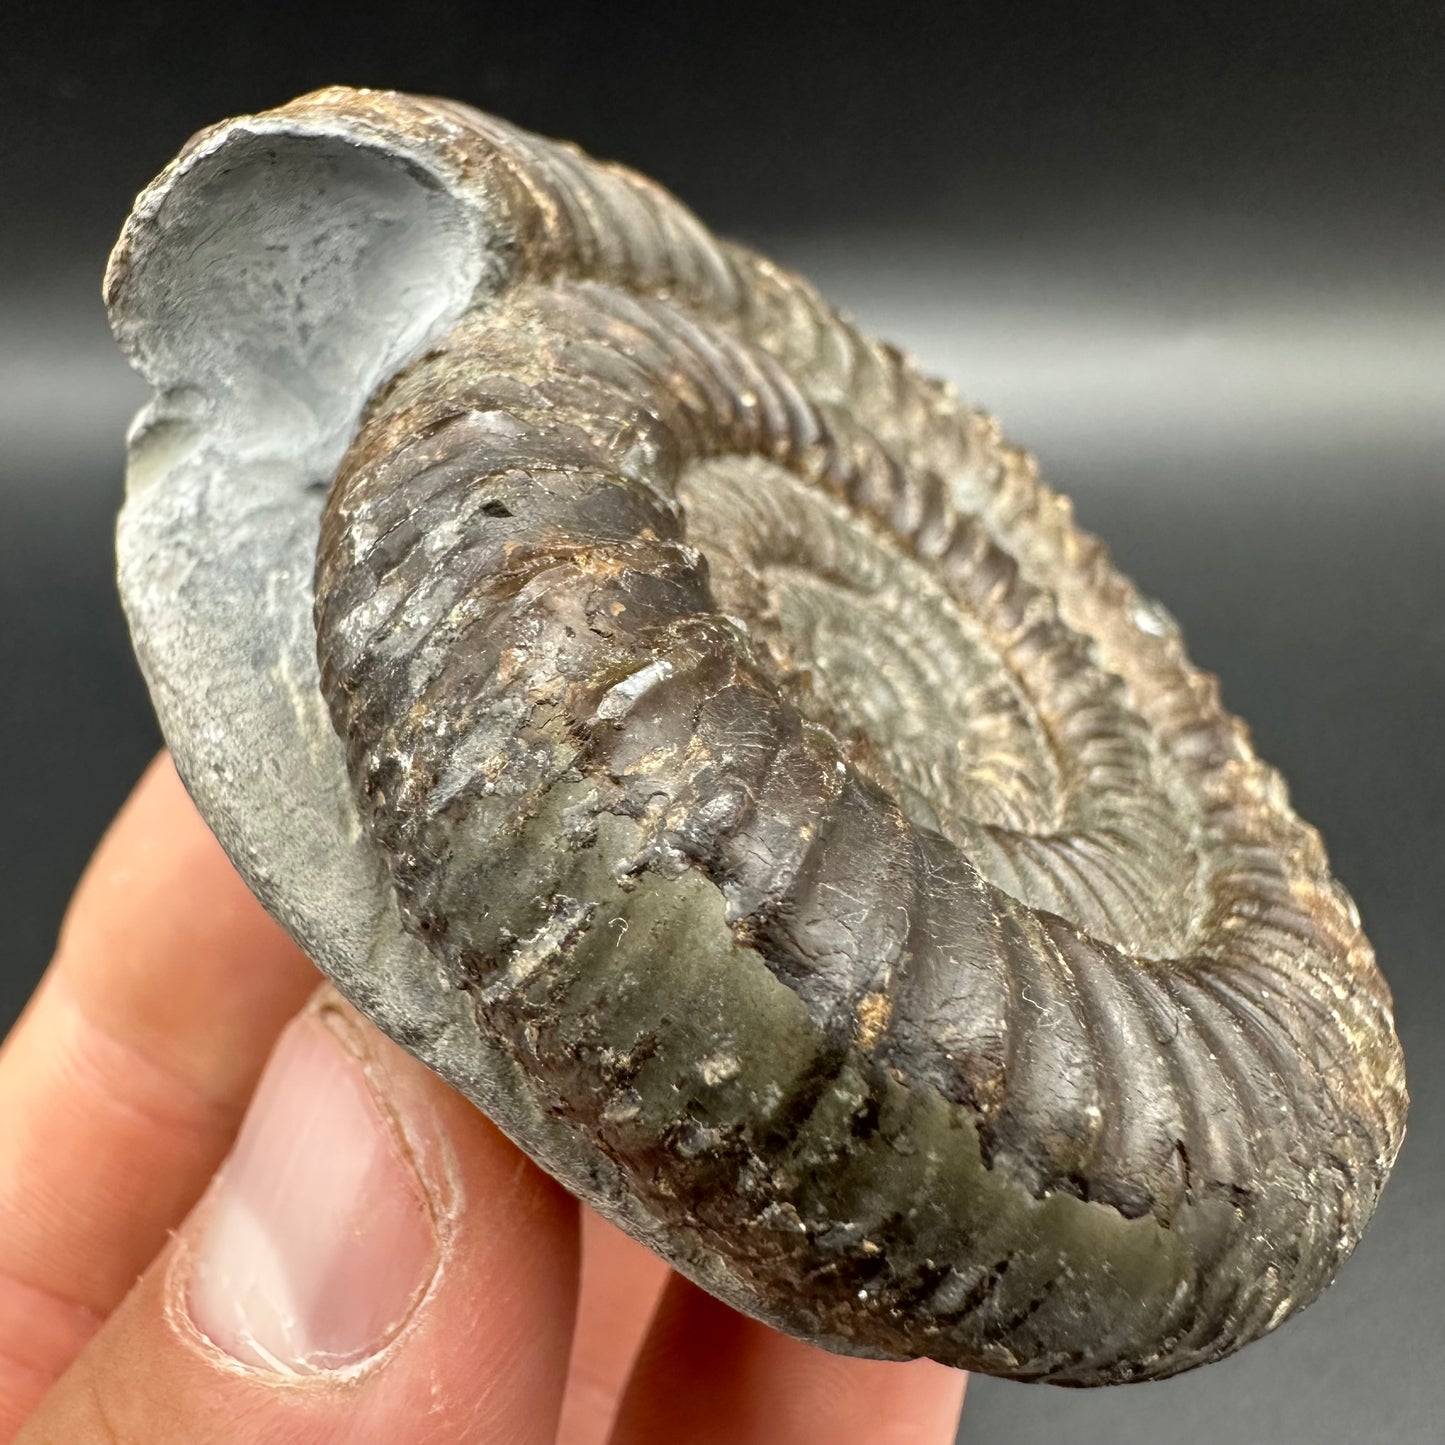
0, 756, 967, 1443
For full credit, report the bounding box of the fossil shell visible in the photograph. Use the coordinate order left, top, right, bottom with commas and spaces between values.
106, 87, 1406, 1386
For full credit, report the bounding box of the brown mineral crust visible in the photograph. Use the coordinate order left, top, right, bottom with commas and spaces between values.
105, 84, 1406, 1387
313, 189, 1405, 1378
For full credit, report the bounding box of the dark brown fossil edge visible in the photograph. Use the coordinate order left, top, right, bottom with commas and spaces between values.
109, 87, 1407, 1387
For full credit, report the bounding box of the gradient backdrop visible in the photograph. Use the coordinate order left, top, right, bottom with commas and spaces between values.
2, 4, 1442, 1441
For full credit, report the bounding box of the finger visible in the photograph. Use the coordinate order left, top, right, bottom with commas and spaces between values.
557, 1212, 670, 1445
609, 1275, 967, 1445
17, 991, 582, 1445
0, 756, 316, 1433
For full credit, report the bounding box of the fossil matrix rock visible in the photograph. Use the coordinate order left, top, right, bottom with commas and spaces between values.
106, 87, 1406, 1386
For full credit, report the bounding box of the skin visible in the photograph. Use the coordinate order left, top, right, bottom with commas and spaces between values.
0, 756, 966, 1444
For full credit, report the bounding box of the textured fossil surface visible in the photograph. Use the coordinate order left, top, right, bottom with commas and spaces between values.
106, 87, 1406, 1385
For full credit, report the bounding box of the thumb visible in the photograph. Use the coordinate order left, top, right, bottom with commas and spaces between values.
16, 990, 581, 1445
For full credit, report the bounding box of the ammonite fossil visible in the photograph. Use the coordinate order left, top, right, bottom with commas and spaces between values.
106, 87, 1407, 1386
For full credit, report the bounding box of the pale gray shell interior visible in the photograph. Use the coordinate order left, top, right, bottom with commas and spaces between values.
107, 112, 846, 1348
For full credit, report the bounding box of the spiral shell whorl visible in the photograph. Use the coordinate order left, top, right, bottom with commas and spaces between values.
307, 90, 1404, 1383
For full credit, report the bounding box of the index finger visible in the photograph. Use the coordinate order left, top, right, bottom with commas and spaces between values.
0, 755, 316, 1437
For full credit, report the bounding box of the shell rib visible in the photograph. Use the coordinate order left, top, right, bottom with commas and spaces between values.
108, 87, 1406, 1387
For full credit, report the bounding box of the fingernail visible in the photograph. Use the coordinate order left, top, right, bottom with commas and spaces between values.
187, 1008, 439, 1373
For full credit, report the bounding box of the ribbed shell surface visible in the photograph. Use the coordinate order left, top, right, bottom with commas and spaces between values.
136, 88, 1410, 1386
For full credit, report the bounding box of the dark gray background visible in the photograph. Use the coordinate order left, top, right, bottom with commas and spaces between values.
2, 3, 1441, 1441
